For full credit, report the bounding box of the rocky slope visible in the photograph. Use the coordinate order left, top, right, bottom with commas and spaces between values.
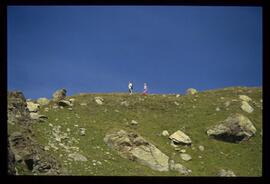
7, 87, 262, 176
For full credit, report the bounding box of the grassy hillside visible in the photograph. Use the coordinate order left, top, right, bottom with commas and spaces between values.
10, 86, 262, 176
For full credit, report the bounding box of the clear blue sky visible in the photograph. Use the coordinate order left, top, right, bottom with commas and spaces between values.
8, 6, 262, 99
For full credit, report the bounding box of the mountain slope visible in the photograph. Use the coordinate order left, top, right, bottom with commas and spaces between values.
8, 86, 262, 176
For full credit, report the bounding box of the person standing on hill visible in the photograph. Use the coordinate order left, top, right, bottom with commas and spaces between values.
128, 81, 133, 95
143, 83, 148, 95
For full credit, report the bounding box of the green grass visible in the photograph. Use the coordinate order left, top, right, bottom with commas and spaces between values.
25, 87, 262, 176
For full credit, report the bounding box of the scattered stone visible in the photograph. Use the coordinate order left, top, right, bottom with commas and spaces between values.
260, 99, 262, 103
162, 130, 169, 137
198, 145, 205, 151
67, 128, 70, 132
215, 107, 220, 111
79, 128, 86, 136
174, 101, 180, 106
180, 153, 192, 161
180, 149, 186, 153
29, 113, 48, 121
220, 97, 225, 100
52, 105, 58, 109
169, 160, 189, 175
186, 88, 198, 95
121, 101, 129, 107
176, 94, 180, 98
68, 108, 72, 111
162, 95, 166, 97
80, 103, 87, 106
74, 124, 78, 127
26, 102, 40, 112
114, 109, 120, 113
131, 120, 138, 126
198, 155, 202, 159
94, 97, 104, 105
68, 153, 88, 162
60, 106, 63, 109
44, 107, 49, 112
44, 146, 50, 151
49, 123, 53, 127
169, 130, 192, 145
224, 101, 231, 107
37, 98, 50, 106
192, 105, 196, 109
241, 101, 254, 113
218, 169, 236, 177
206, 113, 256, 143
239, 95, 252, 102
104, 129, 169, 172
52, 88, 67, 102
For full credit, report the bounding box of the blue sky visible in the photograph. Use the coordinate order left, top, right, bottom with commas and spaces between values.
8, 6, 262, 99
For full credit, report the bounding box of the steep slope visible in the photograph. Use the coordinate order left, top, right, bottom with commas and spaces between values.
8, 87, 262, 176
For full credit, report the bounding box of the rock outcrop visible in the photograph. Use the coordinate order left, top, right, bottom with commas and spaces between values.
104, 129, 169, 172
8, 91, 62, 175
206, 113, 256, 143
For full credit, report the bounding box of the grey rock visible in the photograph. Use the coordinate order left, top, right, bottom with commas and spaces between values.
206, 113, 256, 143
104, 129, 169, 172
162, 130, 169, 137
218, 169, 236, 177
121, 101, 129, 107
241, 101, 254, 113
37, 98, 50, 106
95, 97, 104, 105
169, 160, 189, 175
180, 153, 192, 161
131, 120, 139, 125
26, 101, 40, 112
186, 88, 198, 95
169, 130, 192, 145
52, 88, 67, 102
68, 153, 88, 162
198, 145, 205, 151
239, 95, 252, 102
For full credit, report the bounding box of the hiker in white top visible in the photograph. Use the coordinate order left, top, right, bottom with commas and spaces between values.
128, 81, 133, 95
143, 83, 148, 95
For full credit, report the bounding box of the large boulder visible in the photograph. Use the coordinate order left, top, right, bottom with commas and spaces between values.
37, 98, 50, 106
169, 130, 192, 145
52, 88, 67, 102
241, 101, 254, 113
186, 88, 198, 95
206, 113, 256, 143
104, 130, 169, 172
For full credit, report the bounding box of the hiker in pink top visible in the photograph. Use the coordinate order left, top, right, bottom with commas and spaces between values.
143, 83, 148, 95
